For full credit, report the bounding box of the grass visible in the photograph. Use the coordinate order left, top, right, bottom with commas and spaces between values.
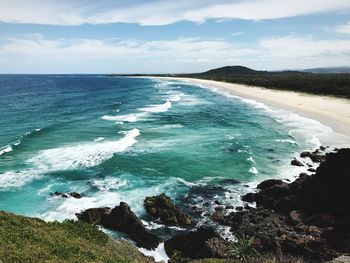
189, 254, 305, 263
228, 235, 257, 261
0, 211, 153, 263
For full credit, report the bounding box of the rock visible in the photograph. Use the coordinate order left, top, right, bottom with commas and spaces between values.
332, 255, 350, 263
104, 202, 160, 249
164, 226, 229, 260
291, 158, 304, 166
300, 151, 312, 158
289, 210, 304, 225
214, 206, 224, 212
204, 237, 229, 258
300, 150, 326, 163
241, 192, 255, 203
77, 202, 160, 250
225, 205, 234, 210
236, 206, 243, 211
51, 191, 83, 199
257, 179, 285, 190
211, 211, 224, 223
229, 149, 350, 262
307, 168, 316, 172
214, 200, 222, 205
144, 193, 194, 227
76, 207, 111, 225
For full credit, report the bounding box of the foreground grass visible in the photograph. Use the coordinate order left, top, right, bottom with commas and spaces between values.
0, 211, 153, 263
189, 254, 305, 263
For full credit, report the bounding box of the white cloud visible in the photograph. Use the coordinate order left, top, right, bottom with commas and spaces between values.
258, 35, 350, 68
0, 35, 256, 73
0, 0, 349, 26
1, 34, 349, 73
334, 21, 350, 34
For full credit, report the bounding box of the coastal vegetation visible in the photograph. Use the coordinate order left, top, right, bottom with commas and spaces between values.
116, 65, 350, 99
0, 211, 153, 263
181, 66, 350, 99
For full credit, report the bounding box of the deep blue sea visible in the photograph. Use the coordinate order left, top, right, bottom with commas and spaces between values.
0, 75, 348, 239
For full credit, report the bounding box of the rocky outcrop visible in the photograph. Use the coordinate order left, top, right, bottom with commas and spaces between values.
300, 149, 326, 163
76, 202, 160, 250
229, 148, 350, 262
144, 193, 194, 227
164, 226, 229, 261
50, 192, 83, 199
76, 207, 111, 225
291, 158, 304, 166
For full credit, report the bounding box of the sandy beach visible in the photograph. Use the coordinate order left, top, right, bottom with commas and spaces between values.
144, 77, 350, 140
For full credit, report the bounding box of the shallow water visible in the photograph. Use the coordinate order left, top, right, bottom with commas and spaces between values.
0, 75, 348, 238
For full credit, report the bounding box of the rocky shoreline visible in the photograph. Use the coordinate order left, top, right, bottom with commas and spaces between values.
73, 147, 350, 262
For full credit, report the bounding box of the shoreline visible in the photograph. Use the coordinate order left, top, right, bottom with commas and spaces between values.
134, 76, 350, 143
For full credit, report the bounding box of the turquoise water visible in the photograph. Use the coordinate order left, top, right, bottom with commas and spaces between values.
0, 75, 346, 232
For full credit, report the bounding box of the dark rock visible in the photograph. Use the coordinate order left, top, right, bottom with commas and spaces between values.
77, 202, 160, 250
308, 168, 316, 172
291, 158, 304, 166
214, 206, 224, 212
289, 210, 304, 225
103, 202, 160, 250
236, 206, 243, 211
241, 192, 255, 203
76, 207, 111, 225
257, 179, 285, 190
51, 191, 83, 199
164, 226, 229, 260
300, 151, 312, 158
225, 205, 234, 210
229, 149, 350, 262
211, 211, 224, 223
214, 200, 222, 205
300, 150, 326, 163
144, 193, 194, 227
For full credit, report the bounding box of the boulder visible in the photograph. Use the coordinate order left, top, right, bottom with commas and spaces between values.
257, 179, 285, 190
241, 192, 256, 203
76, 207, 111, 225
144, 193, 194, 227
77, 202, 160, 250
291, 158, 304, 166
103, 202, 160, 250
164, 226, 229, 260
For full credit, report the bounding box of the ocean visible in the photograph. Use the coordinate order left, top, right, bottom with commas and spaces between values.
0, 75, 347, 239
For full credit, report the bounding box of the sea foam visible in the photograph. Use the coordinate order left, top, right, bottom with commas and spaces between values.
28, 128, 140, 171
0, 145, 13, 156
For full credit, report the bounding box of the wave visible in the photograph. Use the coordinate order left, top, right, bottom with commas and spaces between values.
192, 81, 349, 148
102, 101, 172, 123
90, 177, 128, 191
0, 170, 40, 190
140, 100, 172, 113
249, 167, 259, 174
139, 243, 169, 263
101, 113, 145, 123
27, 128, 140, 171
149, 124, 183, 130
0, 145, 13, 156
275, 139, 299, 145
94, 137, 105, 142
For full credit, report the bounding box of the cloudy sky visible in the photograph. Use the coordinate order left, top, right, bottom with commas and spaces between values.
0, 0, 349, 73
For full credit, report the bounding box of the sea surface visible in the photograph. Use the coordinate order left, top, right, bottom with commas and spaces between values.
0, 75, 348, 239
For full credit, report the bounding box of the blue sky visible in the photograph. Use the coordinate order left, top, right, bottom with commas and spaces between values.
0, 0, 350, 73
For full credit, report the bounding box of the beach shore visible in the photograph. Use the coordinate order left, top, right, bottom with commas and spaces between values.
138, 76, 350, 139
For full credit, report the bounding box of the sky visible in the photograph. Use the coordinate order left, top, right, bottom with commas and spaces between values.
0, 0, 350, 73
